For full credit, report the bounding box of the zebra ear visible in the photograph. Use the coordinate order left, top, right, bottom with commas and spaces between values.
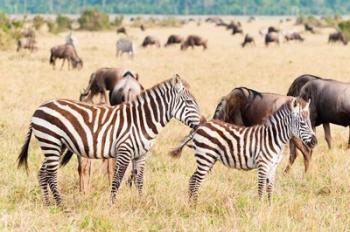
172, 74, 183, 91
290, 98, 299, 113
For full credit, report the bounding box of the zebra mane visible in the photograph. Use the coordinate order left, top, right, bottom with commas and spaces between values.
263, 100, 292, 126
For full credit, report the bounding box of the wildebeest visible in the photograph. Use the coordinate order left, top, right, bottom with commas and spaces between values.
265, 32, 279, 46
116, 38, 135, 58
268, 26, 279, 33
17, 37, 37, 52
247, 16, 255, 23
142, 36, 160, 48
65, 74, 144, 193
65, 31, 78, 48
241, 34, 255, 47
181, 35, 207, 50
140, 24, 145, 31
164, 34, 183, 47
116, 26, 127, 35
49, 44, 83, 70
79, 67, 139, 104
21, 27, 35, 39
284, 32, 304, 42
288, 74, 350, 150
232, 24, 243, 35
213, 87, 313, 173
328, 31, 348, 45
304, 23, 315, 33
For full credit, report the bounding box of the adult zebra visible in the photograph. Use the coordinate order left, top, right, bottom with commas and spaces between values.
18, 75, 203, 206
170, 98, 317, 205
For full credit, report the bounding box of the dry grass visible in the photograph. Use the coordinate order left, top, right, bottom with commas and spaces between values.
1, 16, 350, 231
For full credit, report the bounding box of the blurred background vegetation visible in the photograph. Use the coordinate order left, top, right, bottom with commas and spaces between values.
2, 0, 350, 15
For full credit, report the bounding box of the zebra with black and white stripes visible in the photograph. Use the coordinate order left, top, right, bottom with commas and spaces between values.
18, 75, 203, 206
170, 98, 317, 205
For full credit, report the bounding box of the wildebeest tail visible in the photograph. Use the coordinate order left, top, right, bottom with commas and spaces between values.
79, 72, 95, 100
60, 150, 74, 167
212, 97, 226, 120
287, 74, 320, 97
17, 126, 33, 172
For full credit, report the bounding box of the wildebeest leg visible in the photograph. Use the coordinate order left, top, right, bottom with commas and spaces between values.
323, 123, 332, 149
348, 126, 350, 148
284, 141, 297, 173
61, 59, 65, 70
78, 156, 92, 194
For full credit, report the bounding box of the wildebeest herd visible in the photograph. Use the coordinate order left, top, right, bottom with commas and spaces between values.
15, 16, 350, 208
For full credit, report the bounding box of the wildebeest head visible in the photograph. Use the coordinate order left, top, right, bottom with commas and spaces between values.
72, 58, 83, 70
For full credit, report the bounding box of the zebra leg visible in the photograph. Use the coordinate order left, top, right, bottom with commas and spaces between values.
38, 160, 49, 206
266, 164, 277, 205
284, 140, 298, 173
188, 153, 216, 206
78, 156, 92, 193
257, 165, 268, 201
127, 160, 137, 188
46, 155, 62, 206
110, 153, 131, 204
133, 156, 146, 195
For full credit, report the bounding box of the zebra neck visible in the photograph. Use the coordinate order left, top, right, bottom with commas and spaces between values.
264, 109, 292, 152
129, 86, 173, 139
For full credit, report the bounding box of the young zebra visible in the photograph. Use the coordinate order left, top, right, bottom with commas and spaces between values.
18, 75, 203, 206
170, 98, 317, 205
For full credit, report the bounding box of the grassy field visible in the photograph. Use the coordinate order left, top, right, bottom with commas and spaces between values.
1, 16, 350, 231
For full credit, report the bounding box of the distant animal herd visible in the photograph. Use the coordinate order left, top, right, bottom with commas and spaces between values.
14, 16, 350, 208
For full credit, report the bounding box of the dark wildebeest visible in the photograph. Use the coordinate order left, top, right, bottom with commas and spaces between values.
268, 26, 279, 33
232, 24, 243, 35
17, 37, 37, 52
79, 67, 139, 104
265, 32, 279, 46
142, 35, 160, 48
164, 34, 183, 47
285, 32, 304, 42
62, 74, 144, 193
241, 34, 255, 47
49, 44, 83, 70
328, 32, 348, 45
116, 26, 127, 35
140, 24, 145, 31
304, 23, 315, 33
213, 87, 315, 173
181, 35, 207, 50
288, 74, 350, 150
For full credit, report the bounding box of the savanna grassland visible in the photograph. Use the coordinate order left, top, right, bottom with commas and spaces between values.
1, 17, 350, 231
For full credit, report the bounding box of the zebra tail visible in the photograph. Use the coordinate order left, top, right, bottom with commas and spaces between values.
169, 130, 196, 158
60, 150, 74, 167
17, 126, 33, 173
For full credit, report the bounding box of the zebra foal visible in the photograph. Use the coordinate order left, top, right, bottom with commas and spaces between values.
18, 75, 203, 206
170, 98, 317, 205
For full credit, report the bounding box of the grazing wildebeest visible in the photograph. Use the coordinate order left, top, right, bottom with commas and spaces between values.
268, 26, 279, 33
181, 35, 207, 50
62, 74, 144, 193
65, 31, 78, 48
212, 87, 314, 173
49, 44, 83, 70
116, 26, 127, 35
241, 34, 255, 47
21, 27, 35, 39
79, 67, 139, 104
328, 32, 348, 45
116, 38, 135, 58
288, 74, 350, 150
304, 23, 315, 33
164, 34, 183, 47
284, 32, 304, 42
141, 36, 160, 48
232, 24, 243, 35
17, 37, 37, 52
265, 32, 279, 46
